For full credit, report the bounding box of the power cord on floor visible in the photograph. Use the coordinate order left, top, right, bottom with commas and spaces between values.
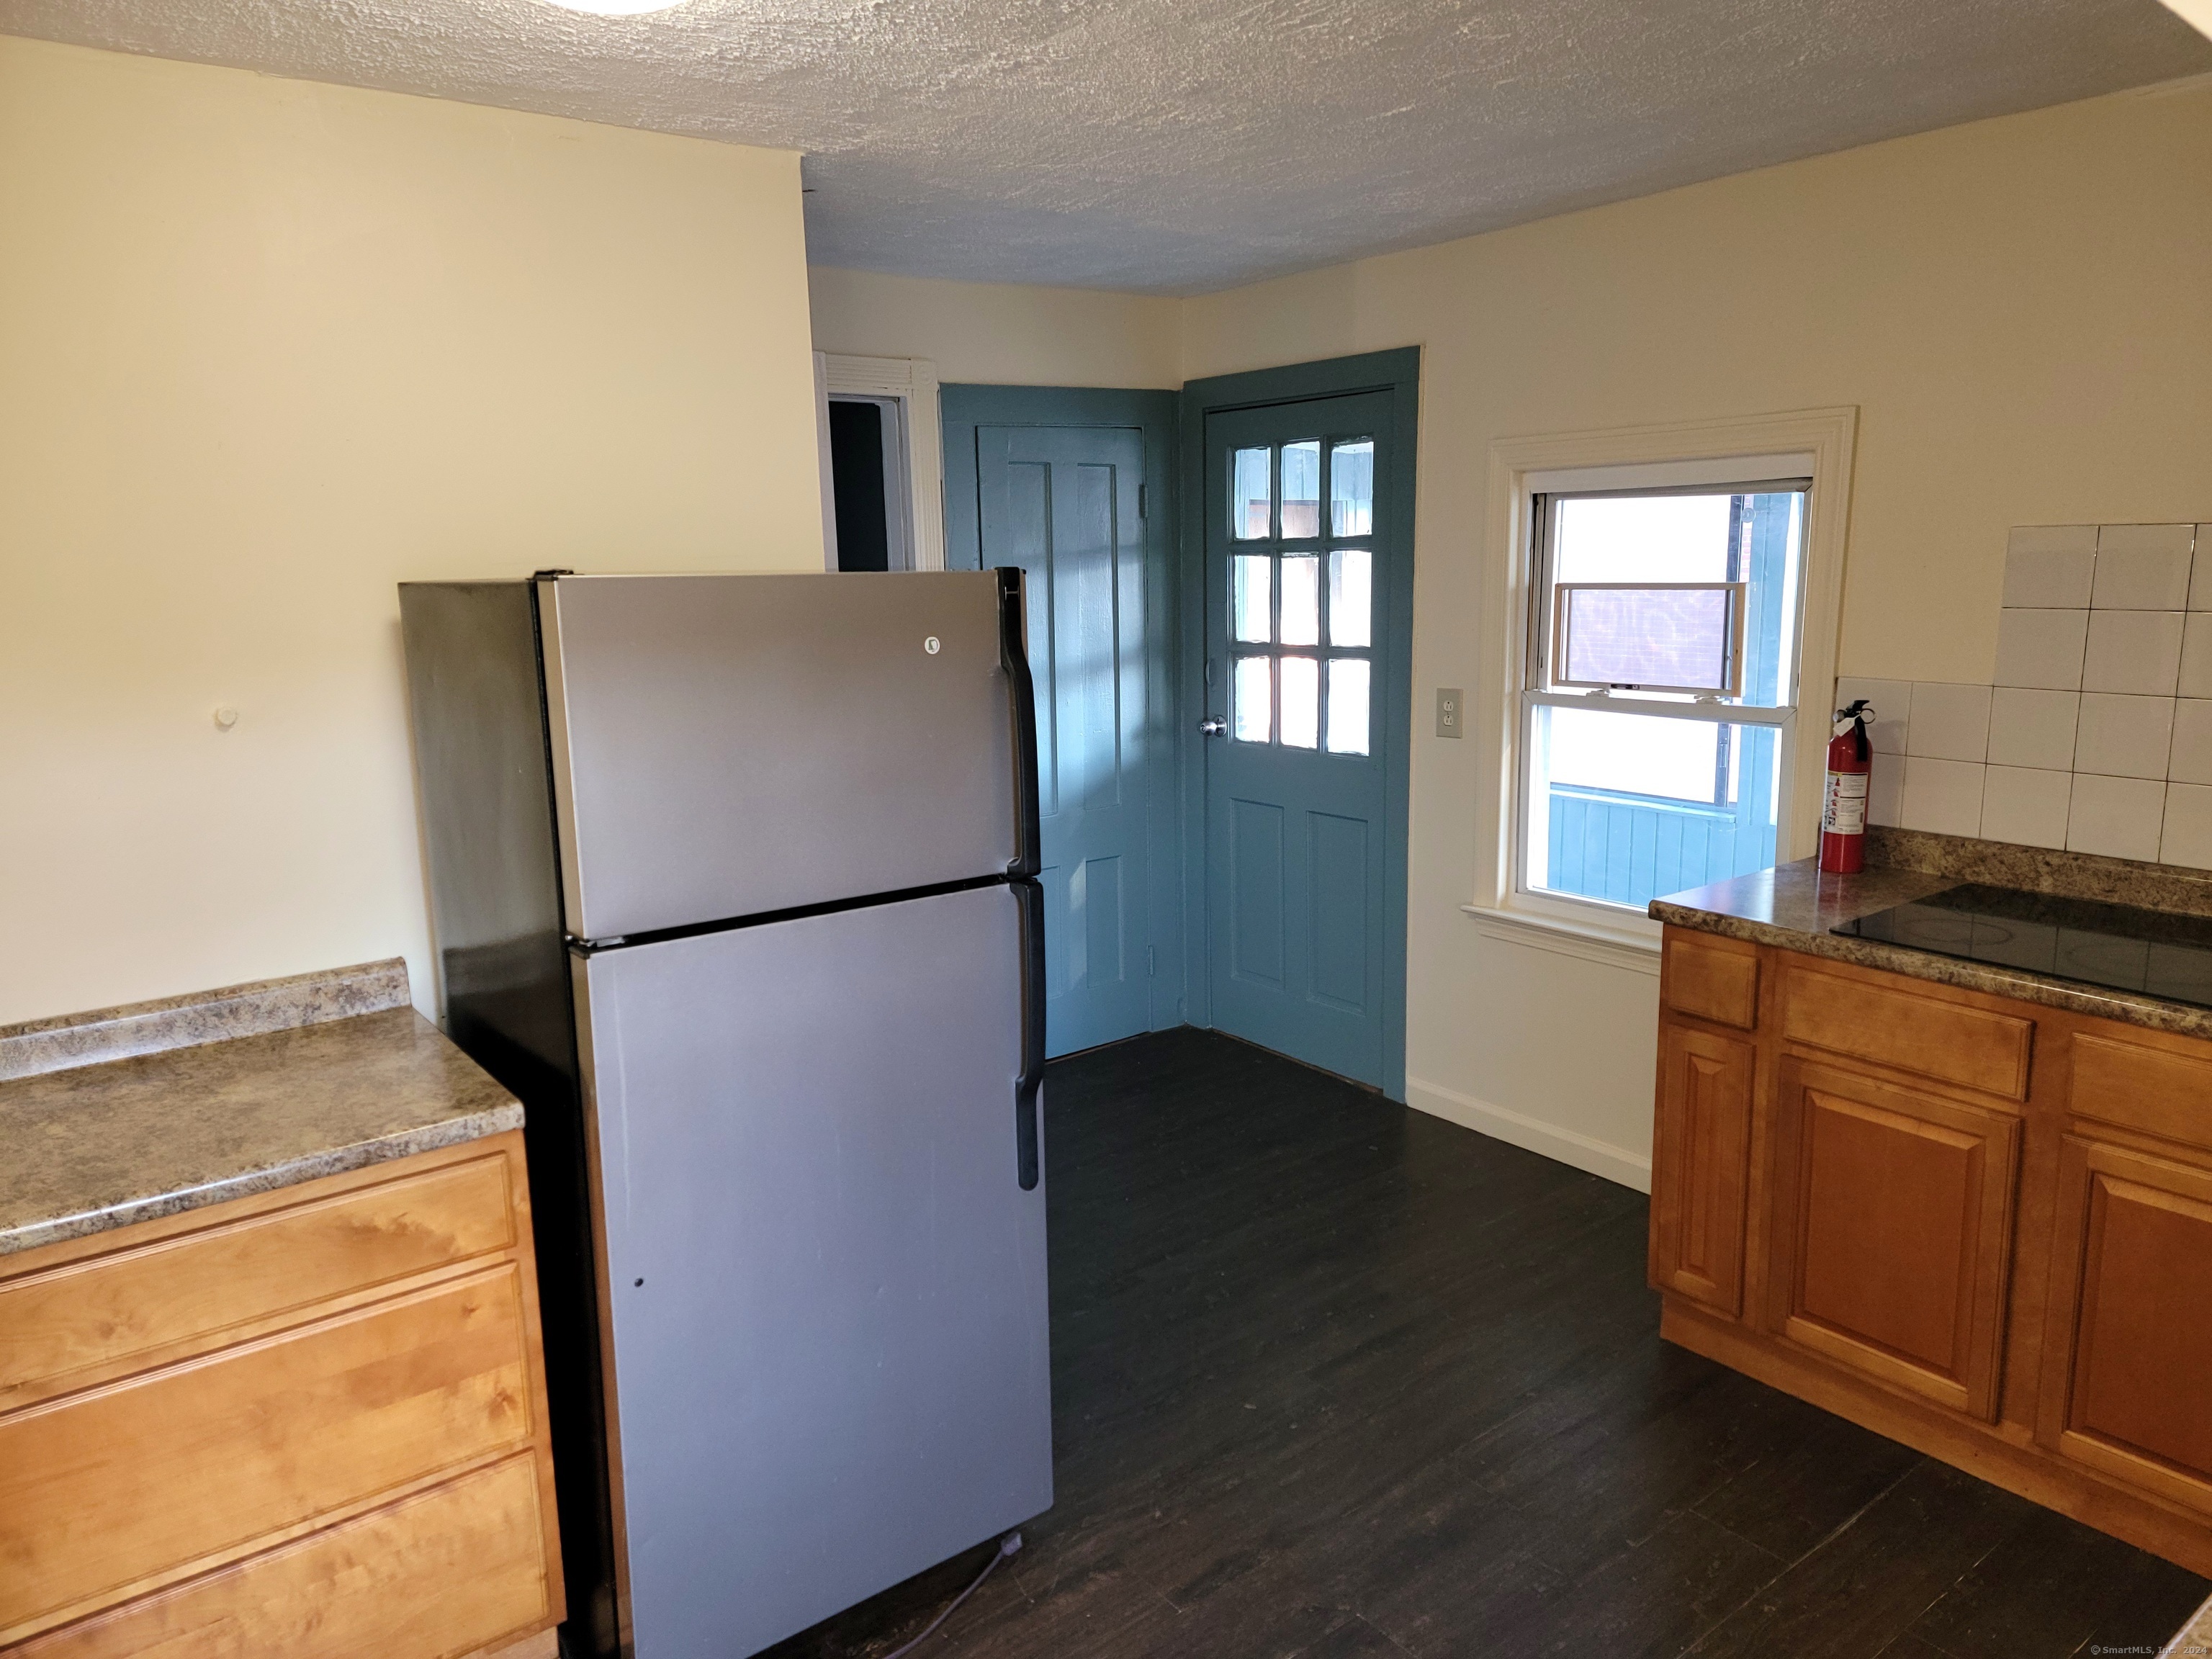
878, 1532, 1022, 1658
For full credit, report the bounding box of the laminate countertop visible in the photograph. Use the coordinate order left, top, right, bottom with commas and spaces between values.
0, 961, 521, 1256
1650, 826, 2212, 1042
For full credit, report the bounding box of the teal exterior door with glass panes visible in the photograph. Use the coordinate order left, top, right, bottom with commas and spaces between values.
1524, 484, 1808, 911
1203, 391, 1395, 1087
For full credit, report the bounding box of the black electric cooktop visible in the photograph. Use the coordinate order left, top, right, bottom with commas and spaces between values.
1834, 883, 2212, 1010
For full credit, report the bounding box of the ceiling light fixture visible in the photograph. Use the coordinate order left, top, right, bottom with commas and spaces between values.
537, 0, 686, 15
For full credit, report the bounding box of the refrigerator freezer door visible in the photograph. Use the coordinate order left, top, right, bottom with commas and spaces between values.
573, 884, 1052, 1659
541, 572, 1020, 943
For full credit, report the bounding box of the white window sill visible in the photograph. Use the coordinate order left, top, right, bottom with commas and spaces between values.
1460, 902, 1662, 976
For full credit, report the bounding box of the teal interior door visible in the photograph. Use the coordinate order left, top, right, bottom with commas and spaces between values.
974, 422, 1154, 1057
1201, 391, 1398, 1088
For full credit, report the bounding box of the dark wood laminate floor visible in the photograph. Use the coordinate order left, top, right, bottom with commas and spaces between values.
764, 1028, 2208, 1659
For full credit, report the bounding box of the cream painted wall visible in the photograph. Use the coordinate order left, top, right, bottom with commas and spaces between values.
0, 36, 824, 1025
1176, 78, 2212, 1187
809, 266, 1181, 388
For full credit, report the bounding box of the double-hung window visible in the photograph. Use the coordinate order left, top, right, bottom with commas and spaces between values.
1519, 475, 1810, 914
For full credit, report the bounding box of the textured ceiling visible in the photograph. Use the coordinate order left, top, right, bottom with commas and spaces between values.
3, 0, 2207, 294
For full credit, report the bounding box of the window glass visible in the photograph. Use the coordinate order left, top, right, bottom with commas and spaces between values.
1330, 440, 1374, 536
1280, 556, 1320, 647
1542, 704, 1720, 803
1326, 658, 1370, 755
1233, 554, 1272, 644
1328, 548, 1372, 649
1280, 657, 1320, 748
1282, 441, 1321, 538
1232, 448, 1271, 540
1233, 655, 1272, 742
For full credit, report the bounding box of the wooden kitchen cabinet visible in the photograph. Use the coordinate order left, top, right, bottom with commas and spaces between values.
1652, 927, 2212, 1577
1767, 1055, 2018, 1420
0, 1132, 563, 1658
1650, 1023, 1755, 1318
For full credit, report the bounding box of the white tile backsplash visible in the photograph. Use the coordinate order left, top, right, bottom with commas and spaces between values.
2179, 615, 2212, 698
2170, 699, 2212, 787
2092, 525, 2195, 609
1994, 608, 2089, 691
2074, 693, 2175, 780
1900, 757, 1986, 837
1980, 766, 2071, 850
1840, 518, 2212, 868
2002, 529, 2097, 608
1867, 751, 1905, 828
2067, 774, 2166, 862
2081, 608, 2185, 696
1833, 677, 1911, 754
1905, 682, 1991, 761
2162, 783, 2212, 870
1985, 688, 2080, 771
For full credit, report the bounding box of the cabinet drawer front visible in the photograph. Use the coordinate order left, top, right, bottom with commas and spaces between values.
0, 1153, 514, 1406
1781, 966, 2033, 1100
10, 1452, 552, 1659
2044, 1138, 2212, 1514
0, 1265, 533, 1636
1663, 932, 1760, 1030
2069, 1033, 2212, 1154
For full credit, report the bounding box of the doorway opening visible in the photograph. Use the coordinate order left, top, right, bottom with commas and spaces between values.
827, 395, 912, 572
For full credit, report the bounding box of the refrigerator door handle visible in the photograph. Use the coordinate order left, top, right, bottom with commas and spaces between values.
997, 567, 1043, 881
1013, 877, 1046, 1190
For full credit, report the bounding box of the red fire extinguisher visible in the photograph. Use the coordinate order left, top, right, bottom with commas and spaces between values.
1820, 698, 1875, 873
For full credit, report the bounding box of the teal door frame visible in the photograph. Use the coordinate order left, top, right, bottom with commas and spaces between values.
942, 384, 1187, 1038
1177, 349, 1420, 1101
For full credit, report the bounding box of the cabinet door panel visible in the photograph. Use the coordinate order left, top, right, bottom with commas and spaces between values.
1650, 1023, 1755, 1316
1772, 1058, 2019, 1419
2041, 1137, 2212, 1514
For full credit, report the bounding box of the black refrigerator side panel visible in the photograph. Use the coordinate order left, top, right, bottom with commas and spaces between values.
397, 579, 621, 1659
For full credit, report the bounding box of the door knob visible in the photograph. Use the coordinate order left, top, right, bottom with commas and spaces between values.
1199, 716, 1228, 737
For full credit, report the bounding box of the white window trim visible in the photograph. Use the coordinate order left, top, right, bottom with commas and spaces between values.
812, 352, 947, 572
1470, 408, 1858, 955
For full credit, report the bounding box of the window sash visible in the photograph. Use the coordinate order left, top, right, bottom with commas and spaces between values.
1516, 480, 1809, 917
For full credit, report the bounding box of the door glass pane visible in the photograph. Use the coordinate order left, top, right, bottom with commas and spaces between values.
1281, 656, 1319, 748
1233, 655, 1272, 742
1326, 657, 1370, 755
1282, 441, 1321, 539
1231, 448, 1271, 540
1233, 554, 1272, 644
1330, 439, 1374, 536
1280, 555, 1320, 646
1328, 548, 1371, 648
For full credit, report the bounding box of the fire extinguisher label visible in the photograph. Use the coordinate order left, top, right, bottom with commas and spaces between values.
1823, 771, 1869, 835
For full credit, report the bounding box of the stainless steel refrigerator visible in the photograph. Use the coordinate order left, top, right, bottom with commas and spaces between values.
398, 570, 1052, 1659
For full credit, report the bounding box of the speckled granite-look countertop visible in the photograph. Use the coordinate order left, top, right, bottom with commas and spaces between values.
1650, 827, 2212, 1041
0, 961, 523, 1256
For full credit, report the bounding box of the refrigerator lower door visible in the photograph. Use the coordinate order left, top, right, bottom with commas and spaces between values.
573, 883, 1052, 1659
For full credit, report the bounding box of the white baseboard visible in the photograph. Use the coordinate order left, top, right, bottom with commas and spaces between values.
1406, 1075, 1652, 1193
